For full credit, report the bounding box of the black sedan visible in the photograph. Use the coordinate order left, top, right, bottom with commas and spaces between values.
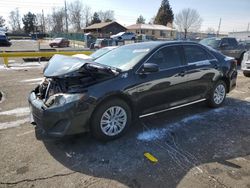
29, 41, 237, 141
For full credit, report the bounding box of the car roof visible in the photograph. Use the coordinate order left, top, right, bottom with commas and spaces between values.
122, 41, 201, 49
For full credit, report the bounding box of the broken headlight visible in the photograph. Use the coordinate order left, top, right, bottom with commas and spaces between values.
44, 93, 85, 108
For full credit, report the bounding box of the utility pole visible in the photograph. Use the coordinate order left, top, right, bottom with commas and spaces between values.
42, 9, 45, 33
247, 23, 250, 32
217, 18, 221, 37
65, 0, 68, 33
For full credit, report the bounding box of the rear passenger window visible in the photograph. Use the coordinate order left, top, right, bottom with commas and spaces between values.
147, 46, 182, 70
183, 45, 209, 63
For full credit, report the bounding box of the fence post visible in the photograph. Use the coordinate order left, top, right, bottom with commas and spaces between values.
3, 51, 9, 67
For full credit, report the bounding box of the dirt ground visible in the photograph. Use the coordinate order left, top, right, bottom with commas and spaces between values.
0, 61, 250, 188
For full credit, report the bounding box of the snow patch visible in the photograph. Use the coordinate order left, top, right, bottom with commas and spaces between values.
20, 78, 43, 83
0, 118, 29, 130
137, 128, 167, 141
245, 97, 250, 102
0, 107, 30, 117
0, 62, 47, 71
181, 115, 203, 123
212, 108, 225, 113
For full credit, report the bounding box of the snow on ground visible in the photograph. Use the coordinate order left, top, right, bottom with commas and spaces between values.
181, 114, 203, 123
20, 78, 44, 83
0, 118, 30, 130
0, 62, 47, 71
0, 107, 30, 117
0, 107, 30, 130
245, 97, 250, 102
137, 108, 226, 142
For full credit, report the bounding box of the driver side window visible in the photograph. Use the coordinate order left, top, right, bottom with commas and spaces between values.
147, 46, 182, 70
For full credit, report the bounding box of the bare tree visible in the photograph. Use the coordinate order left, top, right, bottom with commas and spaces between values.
174, 8, 203, 39
36, 13, 45, 33
45, 14, 53, 33
206, 27, 215, 34
51, 8, 65, 33
68, 0, 83, 32
0, 16, 5, 27
98, 10, 115, 22
83, 5, 92, 27
8, 8, 22, 33
148, 16, 156, 24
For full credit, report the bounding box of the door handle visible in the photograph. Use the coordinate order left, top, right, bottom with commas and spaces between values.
178, 71, 186, 77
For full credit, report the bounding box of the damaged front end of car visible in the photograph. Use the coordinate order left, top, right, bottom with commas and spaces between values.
29, 54, 120, 139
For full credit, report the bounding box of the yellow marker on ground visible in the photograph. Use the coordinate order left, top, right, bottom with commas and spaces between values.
144, 152, 158, 163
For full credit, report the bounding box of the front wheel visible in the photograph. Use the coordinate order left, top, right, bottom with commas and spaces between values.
90, 99, 131, 141
207, 80, 227, 108
243, 71, 250, 77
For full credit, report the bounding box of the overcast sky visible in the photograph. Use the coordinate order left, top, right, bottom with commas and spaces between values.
0, 0, 249, 33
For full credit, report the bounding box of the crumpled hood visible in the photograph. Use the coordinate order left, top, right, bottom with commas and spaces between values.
43, 54, 120, 78
43, 54, 91, 77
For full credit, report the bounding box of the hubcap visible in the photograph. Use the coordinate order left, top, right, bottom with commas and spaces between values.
100, 106, 127, 136
213, 84, 226, 104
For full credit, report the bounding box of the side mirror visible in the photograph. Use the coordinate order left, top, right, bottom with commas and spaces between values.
141, 63, 159, 73
221, 43, 229, 48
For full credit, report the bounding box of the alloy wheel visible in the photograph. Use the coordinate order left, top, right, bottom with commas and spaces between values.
213, 84, 226, 104
100, 106, 127, 136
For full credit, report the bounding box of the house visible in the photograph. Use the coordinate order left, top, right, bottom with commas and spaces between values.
84, 21, 127, 38
126, 24, 176, 39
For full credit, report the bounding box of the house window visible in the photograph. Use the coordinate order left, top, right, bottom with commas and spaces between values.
160, 31, 166, 37
141, 30, 145, 34
152, 30, 155, 35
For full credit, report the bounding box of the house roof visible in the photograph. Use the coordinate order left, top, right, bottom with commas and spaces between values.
84, 21, 126, 30
127, 24, 175, 31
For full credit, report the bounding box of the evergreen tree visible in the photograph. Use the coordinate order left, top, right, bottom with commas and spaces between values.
91, 12, 101, 25
22, 12, 37, 33
154, 0, 174, 26
136, 15, 146, 24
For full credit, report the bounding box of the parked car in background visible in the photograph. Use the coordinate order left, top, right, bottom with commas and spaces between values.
111, 32, 136, 41
49, 38, 70, 48
0, 34, 11, 46
200, 37, 248, 64
94, 38, 114, 49
239, 40, 250, 49
73, 46, 118, 60
29, 41, 237, 141
241, 50, 250, 77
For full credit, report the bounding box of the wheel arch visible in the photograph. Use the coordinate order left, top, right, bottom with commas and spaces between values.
90, 93, 136, 123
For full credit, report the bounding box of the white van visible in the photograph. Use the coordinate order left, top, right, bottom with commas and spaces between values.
241, 51, 250, 77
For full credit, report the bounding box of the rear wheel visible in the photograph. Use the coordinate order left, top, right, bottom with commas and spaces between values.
207, 80, 227, 108
238, 52, 245, 65
243, 71, 250, 77
91, 99, 131, 141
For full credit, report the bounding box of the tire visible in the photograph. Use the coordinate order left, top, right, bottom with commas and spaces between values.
206, 80, 227, 108
238, 52, 245, 65
90, 98, 131, 141
243, 71, 250, 77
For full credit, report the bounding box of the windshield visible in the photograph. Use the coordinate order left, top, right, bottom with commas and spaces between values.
200, 38, 221, 48
90, 47, 116, 59
95, 44, 151, 71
